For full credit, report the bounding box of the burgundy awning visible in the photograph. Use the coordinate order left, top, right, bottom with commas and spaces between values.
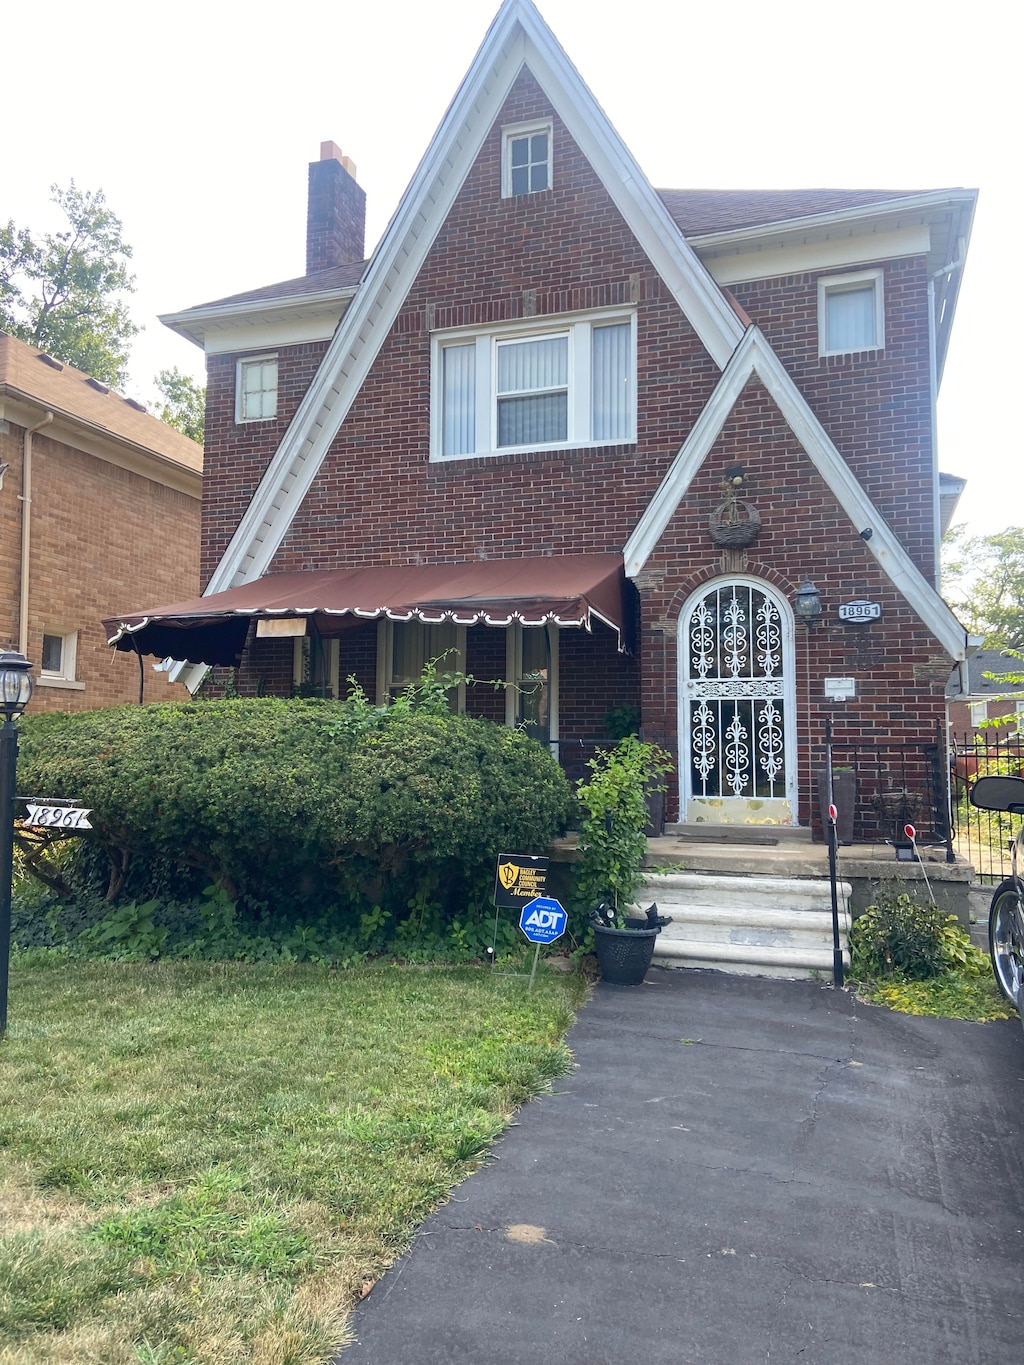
103, 554, 630, 667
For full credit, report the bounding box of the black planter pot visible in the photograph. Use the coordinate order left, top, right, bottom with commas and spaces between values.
592, 922, 661, 985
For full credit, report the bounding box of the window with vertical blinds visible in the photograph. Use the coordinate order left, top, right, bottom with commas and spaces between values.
818, 271, 884, 356
434, 310, 635, 459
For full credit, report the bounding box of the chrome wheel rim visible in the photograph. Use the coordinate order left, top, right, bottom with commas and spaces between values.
990, 889, 1024, 1010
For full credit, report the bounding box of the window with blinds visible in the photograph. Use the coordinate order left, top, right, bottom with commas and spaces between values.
433, 312, 635, 459
818, 271, 884, 356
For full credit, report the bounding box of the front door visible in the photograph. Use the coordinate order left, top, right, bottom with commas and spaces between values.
679, 577, 796, 825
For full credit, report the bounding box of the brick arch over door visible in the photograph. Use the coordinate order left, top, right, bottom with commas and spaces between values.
677, 576, 798, 826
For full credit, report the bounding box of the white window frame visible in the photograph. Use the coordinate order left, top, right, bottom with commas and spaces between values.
969, 700, 988, 729
37, 629, 83, 690
502, 119, 553, 199
505, 623, 559, 754
430, 308, 637, 461
817, 269, 885, 357
292, 635, 340, 697
376, 620, 467, 710
235, 353, 279, 423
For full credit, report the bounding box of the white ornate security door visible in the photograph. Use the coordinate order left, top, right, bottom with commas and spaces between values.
679, 578, 797, 825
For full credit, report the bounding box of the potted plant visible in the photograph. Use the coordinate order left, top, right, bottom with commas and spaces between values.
575, 737, 673, 985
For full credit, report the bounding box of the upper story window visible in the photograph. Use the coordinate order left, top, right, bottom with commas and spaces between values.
236, 354, 278, 422
818, 270, 884, 356
502, 121, 552, 197
432, 310, 636, 460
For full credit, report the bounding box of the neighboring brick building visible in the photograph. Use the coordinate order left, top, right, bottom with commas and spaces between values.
112, 0, 974, 833
947, 650, 1024, 737
0, 332, 202, 711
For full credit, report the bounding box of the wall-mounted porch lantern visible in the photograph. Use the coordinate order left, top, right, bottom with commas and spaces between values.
794, 579, 823, 628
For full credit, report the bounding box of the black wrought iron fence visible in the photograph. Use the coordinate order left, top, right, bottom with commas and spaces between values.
950, 728, 1024, 883
828, 722, 954, 858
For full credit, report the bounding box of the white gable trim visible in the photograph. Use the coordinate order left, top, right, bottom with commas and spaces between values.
623, 327, 967, 662
199, 0, 744, 603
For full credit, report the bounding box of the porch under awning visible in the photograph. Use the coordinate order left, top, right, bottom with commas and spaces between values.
103, 553, 631, 668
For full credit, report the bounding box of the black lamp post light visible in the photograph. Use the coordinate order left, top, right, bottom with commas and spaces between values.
0, 650, 34, 1038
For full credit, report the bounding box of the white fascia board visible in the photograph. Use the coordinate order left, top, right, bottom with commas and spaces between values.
624, 327, 967, 661
685, 190, 979, 251
201, 0, 746, 600
159, 288, 359, 351
703, 226, 930, 286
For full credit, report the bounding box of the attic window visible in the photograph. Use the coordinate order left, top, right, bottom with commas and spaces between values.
502, 121, 552, 198
236, 355, 278, 423
818, 269, 884, 356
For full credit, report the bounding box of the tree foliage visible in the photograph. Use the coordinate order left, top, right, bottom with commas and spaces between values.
0, 182, 137, 388
943, 524, 1024, 651
155, 366, 205, 445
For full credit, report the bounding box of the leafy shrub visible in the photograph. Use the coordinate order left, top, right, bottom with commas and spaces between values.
850, 890, 988, 981
573, 737, 673, 914
14, 695, 574, 933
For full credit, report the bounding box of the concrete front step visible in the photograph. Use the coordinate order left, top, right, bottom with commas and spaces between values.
654, 936, 850, 980
639, 871, 851, 915
662, 823, 813, 845
637, 870, 852, 981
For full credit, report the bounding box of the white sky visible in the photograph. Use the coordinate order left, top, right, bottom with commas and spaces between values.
4, 0, 1021, 537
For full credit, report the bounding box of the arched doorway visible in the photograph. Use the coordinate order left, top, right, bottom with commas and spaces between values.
678, 577, 797, 825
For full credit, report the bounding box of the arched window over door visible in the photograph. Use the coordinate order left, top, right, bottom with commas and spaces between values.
678, 577, 797, 825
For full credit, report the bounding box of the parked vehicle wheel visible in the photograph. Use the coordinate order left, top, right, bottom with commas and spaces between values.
988, 879, 1024, 1022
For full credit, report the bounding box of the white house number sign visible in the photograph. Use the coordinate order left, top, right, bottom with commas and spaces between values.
23, 805, 92, 830
838, 600, 882, 623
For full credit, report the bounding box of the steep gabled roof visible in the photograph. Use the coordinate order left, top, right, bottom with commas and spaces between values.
197, 0, 744, 602
172, 0, 967, 686
623, 326, 966, 661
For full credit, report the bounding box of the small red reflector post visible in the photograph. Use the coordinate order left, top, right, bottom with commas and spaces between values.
904, 824, 916, 841
828, 803, 837, 822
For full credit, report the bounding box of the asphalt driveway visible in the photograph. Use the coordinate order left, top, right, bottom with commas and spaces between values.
339, 969, 1024, 1365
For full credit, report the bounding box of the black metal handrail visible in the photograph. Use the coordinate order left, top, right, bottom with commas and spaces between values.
827, 720, 954, 860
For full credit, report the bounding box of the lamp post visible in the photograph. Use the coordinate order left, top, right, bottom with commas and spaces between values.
0, 650, 34, 1039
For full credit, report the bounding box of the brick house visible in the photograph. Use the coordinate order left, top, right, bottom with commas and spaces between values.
0, 331, 202, 710
108, 0, 974, 835
947, 650, 1024, 737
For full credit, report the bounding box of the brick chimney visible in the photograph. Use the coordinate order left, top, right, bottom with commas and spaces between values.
306, 140, 366, 274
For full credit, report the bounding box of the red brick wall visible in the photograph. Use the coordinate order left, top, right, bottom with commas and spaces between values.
635, 378, 952, 822
197, 68, 947, 817
0, 421, 200, 713
730, 259, 936, 581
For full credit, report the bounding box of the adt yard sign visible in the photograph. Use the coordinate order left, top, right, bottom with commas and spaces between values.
519, 897, 567, 945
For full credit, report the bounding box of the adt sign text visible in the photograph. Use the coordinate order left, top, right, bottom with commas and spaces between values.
519, 896, 567, 945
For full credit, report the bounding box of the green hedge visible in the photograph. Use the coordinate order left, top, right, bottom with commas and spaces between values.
14, 698, 574, 924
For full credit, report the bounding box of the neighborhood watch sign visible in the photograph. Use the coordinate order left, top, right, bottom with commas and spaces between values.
493, 853, 549, 907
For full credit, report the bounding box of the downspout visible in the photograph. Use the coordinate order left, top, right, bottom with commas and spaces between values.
19, 411, 54, 656
928, 254, 966, 585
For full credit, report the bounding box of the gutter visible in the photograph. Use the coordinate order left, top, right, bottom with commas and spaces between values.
20, 410, 53, 656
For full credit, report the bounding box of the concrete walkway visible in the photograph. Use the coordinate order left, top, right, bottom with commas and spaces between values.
338, 970, 1024, 1365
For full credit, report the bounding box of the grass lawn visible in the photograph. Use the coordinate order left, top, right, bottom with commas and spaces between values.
0, 957, 584, 1364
